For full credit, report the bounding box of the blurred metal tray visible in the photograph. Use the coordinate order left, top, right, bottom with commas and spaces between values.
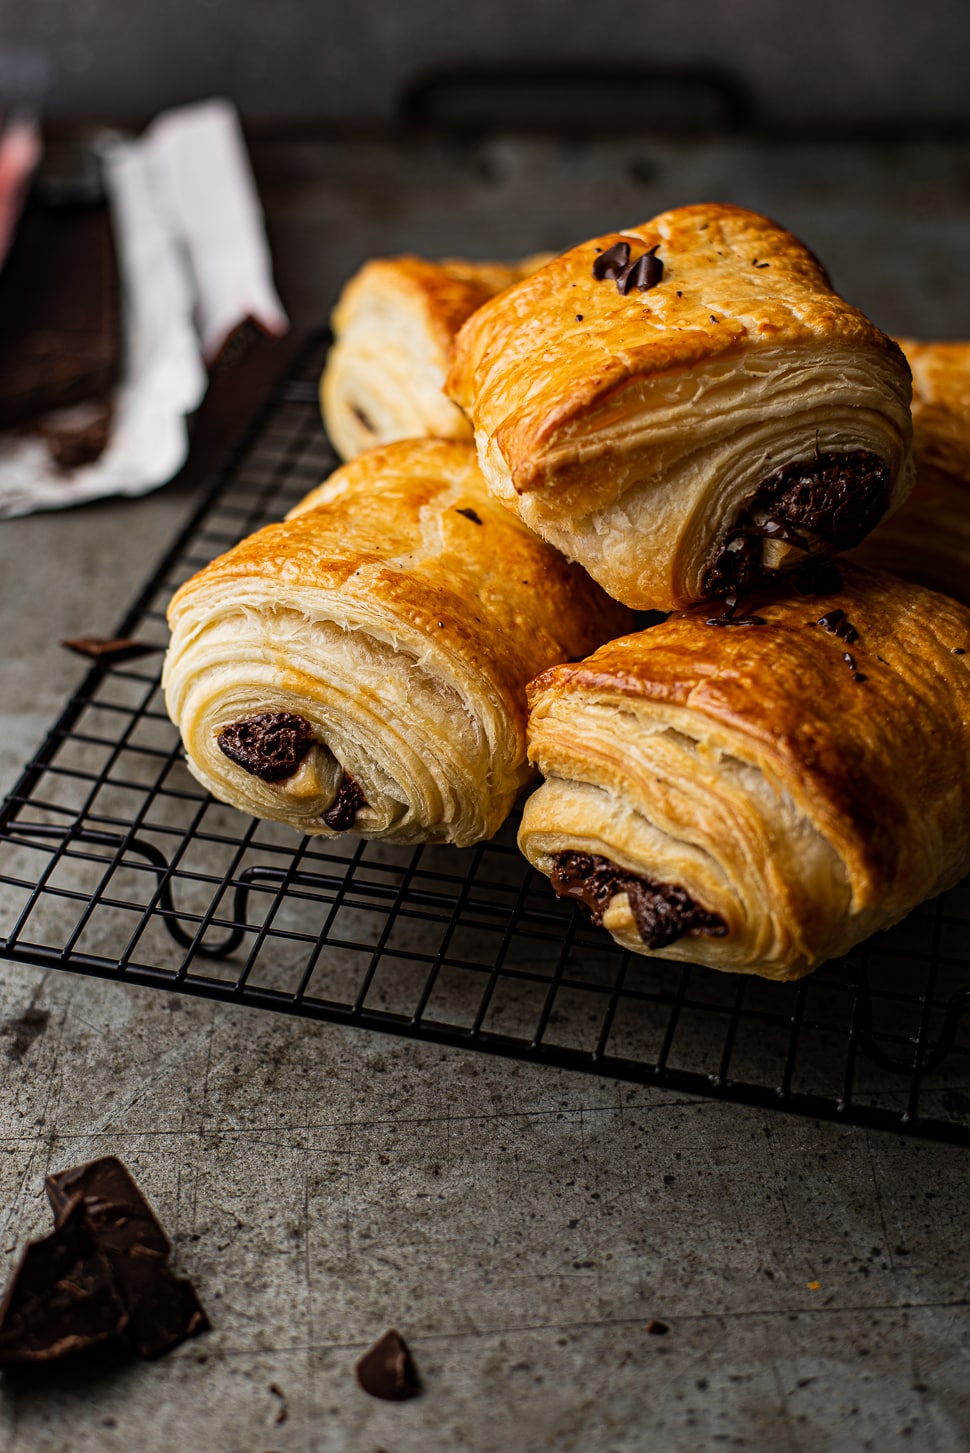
2, 332, 969, 1145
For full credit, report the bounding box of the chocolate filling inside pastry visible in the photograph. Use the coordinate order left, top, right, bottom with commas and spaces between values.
217, 713, 315, 782
550, 850, 726, 949
703, 450, 891, 598
322, 772, 368, 830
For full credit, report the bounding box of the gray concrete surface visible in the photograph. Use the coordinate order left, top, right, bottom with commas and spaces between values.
1, 137, 970, 1452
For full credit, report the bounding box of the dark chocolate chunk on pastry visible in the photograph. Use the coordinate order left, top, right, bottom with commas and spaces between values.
446, 203, 915, 610
164, 438, 630, 846
520, 563, 970, 980
321, 252, 552, 462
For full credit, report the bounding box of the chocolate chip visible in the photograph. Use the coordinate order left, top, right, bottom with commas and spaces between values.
351, 404, 375, 434
853, 672, 867, 683
218, 713, 314, 783
322, 773, 367, 831
455, 506, 482, 525
710, 314, 717, 323
954, 647, 966, 655
645, 1320, 670, 1336
816, 609, 859, 645
575, 313, 584, 321
355, 1329, 421, 1401
46, 1158, 209, 1360
592, 241, 631, 281
616, 248, 663, 295
756, 261, 771, 268
62, 636, 161, 664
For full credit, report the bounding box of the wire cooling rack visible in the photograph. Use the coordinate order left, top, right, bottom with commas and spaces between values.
2, 333, 970, 1145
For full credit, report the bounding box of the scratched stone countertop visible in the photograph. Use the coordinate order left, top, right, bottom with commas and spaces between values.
1, 135, 970, 1453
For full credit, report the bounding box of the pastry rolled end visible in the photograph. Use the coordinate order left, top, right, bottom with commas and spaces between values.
447, 203, 915, 610
521, 564, 970, 979
164, 438, 631, 847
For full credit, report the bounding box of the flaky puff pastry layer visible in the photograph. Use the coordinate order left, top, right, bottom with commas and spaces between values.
164, 439, 630, 847
321, 254, 552, 461
520, 564, 970, 980
852, 340, 970, 605
447, 204, 914, 610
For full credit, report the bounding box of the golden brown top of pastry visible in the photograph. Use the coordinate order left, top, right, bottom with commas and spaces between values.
527, 562, 970, 897
897, 339, 970, 483
169, 438, 631, 704
447, 203, 909, 488
332, 253, 553, 363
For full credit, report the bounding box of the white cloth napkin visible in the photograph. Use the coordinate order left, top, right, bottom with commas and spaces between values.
0, 99, 288, 519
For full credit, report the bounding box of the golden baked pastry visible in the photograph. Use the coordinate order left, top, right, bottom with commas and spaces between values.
446, 203, 915, 610
163, 438, 630, 846
520, 562, 970, 980
851, 339, 970, 604
321, 253, 552, 461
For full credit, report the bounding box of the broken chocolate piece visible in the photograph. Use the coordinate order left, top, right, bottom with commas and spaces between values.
62, 635, 162, 664
218, 712, 315, 783
455, 506, 483, 525
46, 1157, 209, 1361
645, 1319, 670, 1336
0, 1197, 127, 1366
355, 1328, 422, 1402
592, 240, 631, 281
322, 772, 367, 831
550, 851, 726, 950
702, 451, 890, 599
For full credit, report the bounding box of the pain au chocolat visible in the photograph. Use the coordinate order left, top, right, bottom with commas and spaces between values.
519, 563, 970, 981
852, 340, 970, 606
321, 253, 552, 461
446, 203, 915, 611
163, 438, 629, 847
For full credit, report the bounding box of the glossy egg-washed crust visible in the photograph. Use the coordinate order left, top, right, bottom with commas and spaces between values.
447, 204, 914, 610
164, 438, 631, 847
853, 340, 970, 604
520, 563, 970, 979
321, 254, 552, 461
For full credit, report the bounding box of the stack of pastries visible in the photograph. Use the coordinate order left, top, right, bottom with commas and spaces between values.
164, 202, 970, 982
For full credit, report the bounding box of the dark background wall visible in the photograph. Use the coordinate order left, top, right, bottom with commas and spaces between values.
0, 0, 968, 129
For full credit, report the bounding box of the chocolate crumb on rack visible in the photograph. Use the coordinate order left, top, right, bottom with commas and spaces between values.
550, 851, 725, 950
218, 712, 315, 783
592, 240, 663, 294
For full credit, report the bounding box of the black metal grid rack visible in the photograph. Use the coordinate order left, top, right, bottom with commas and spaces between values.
2, 334, 970, 1145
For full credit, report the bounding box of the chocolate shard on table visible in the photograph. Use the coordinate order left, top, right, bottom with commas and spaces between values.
355, 1328, 422, 1401
0, 1196, 128, 1366
61, 635, 162, 664
46, 1157, 210, 1360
